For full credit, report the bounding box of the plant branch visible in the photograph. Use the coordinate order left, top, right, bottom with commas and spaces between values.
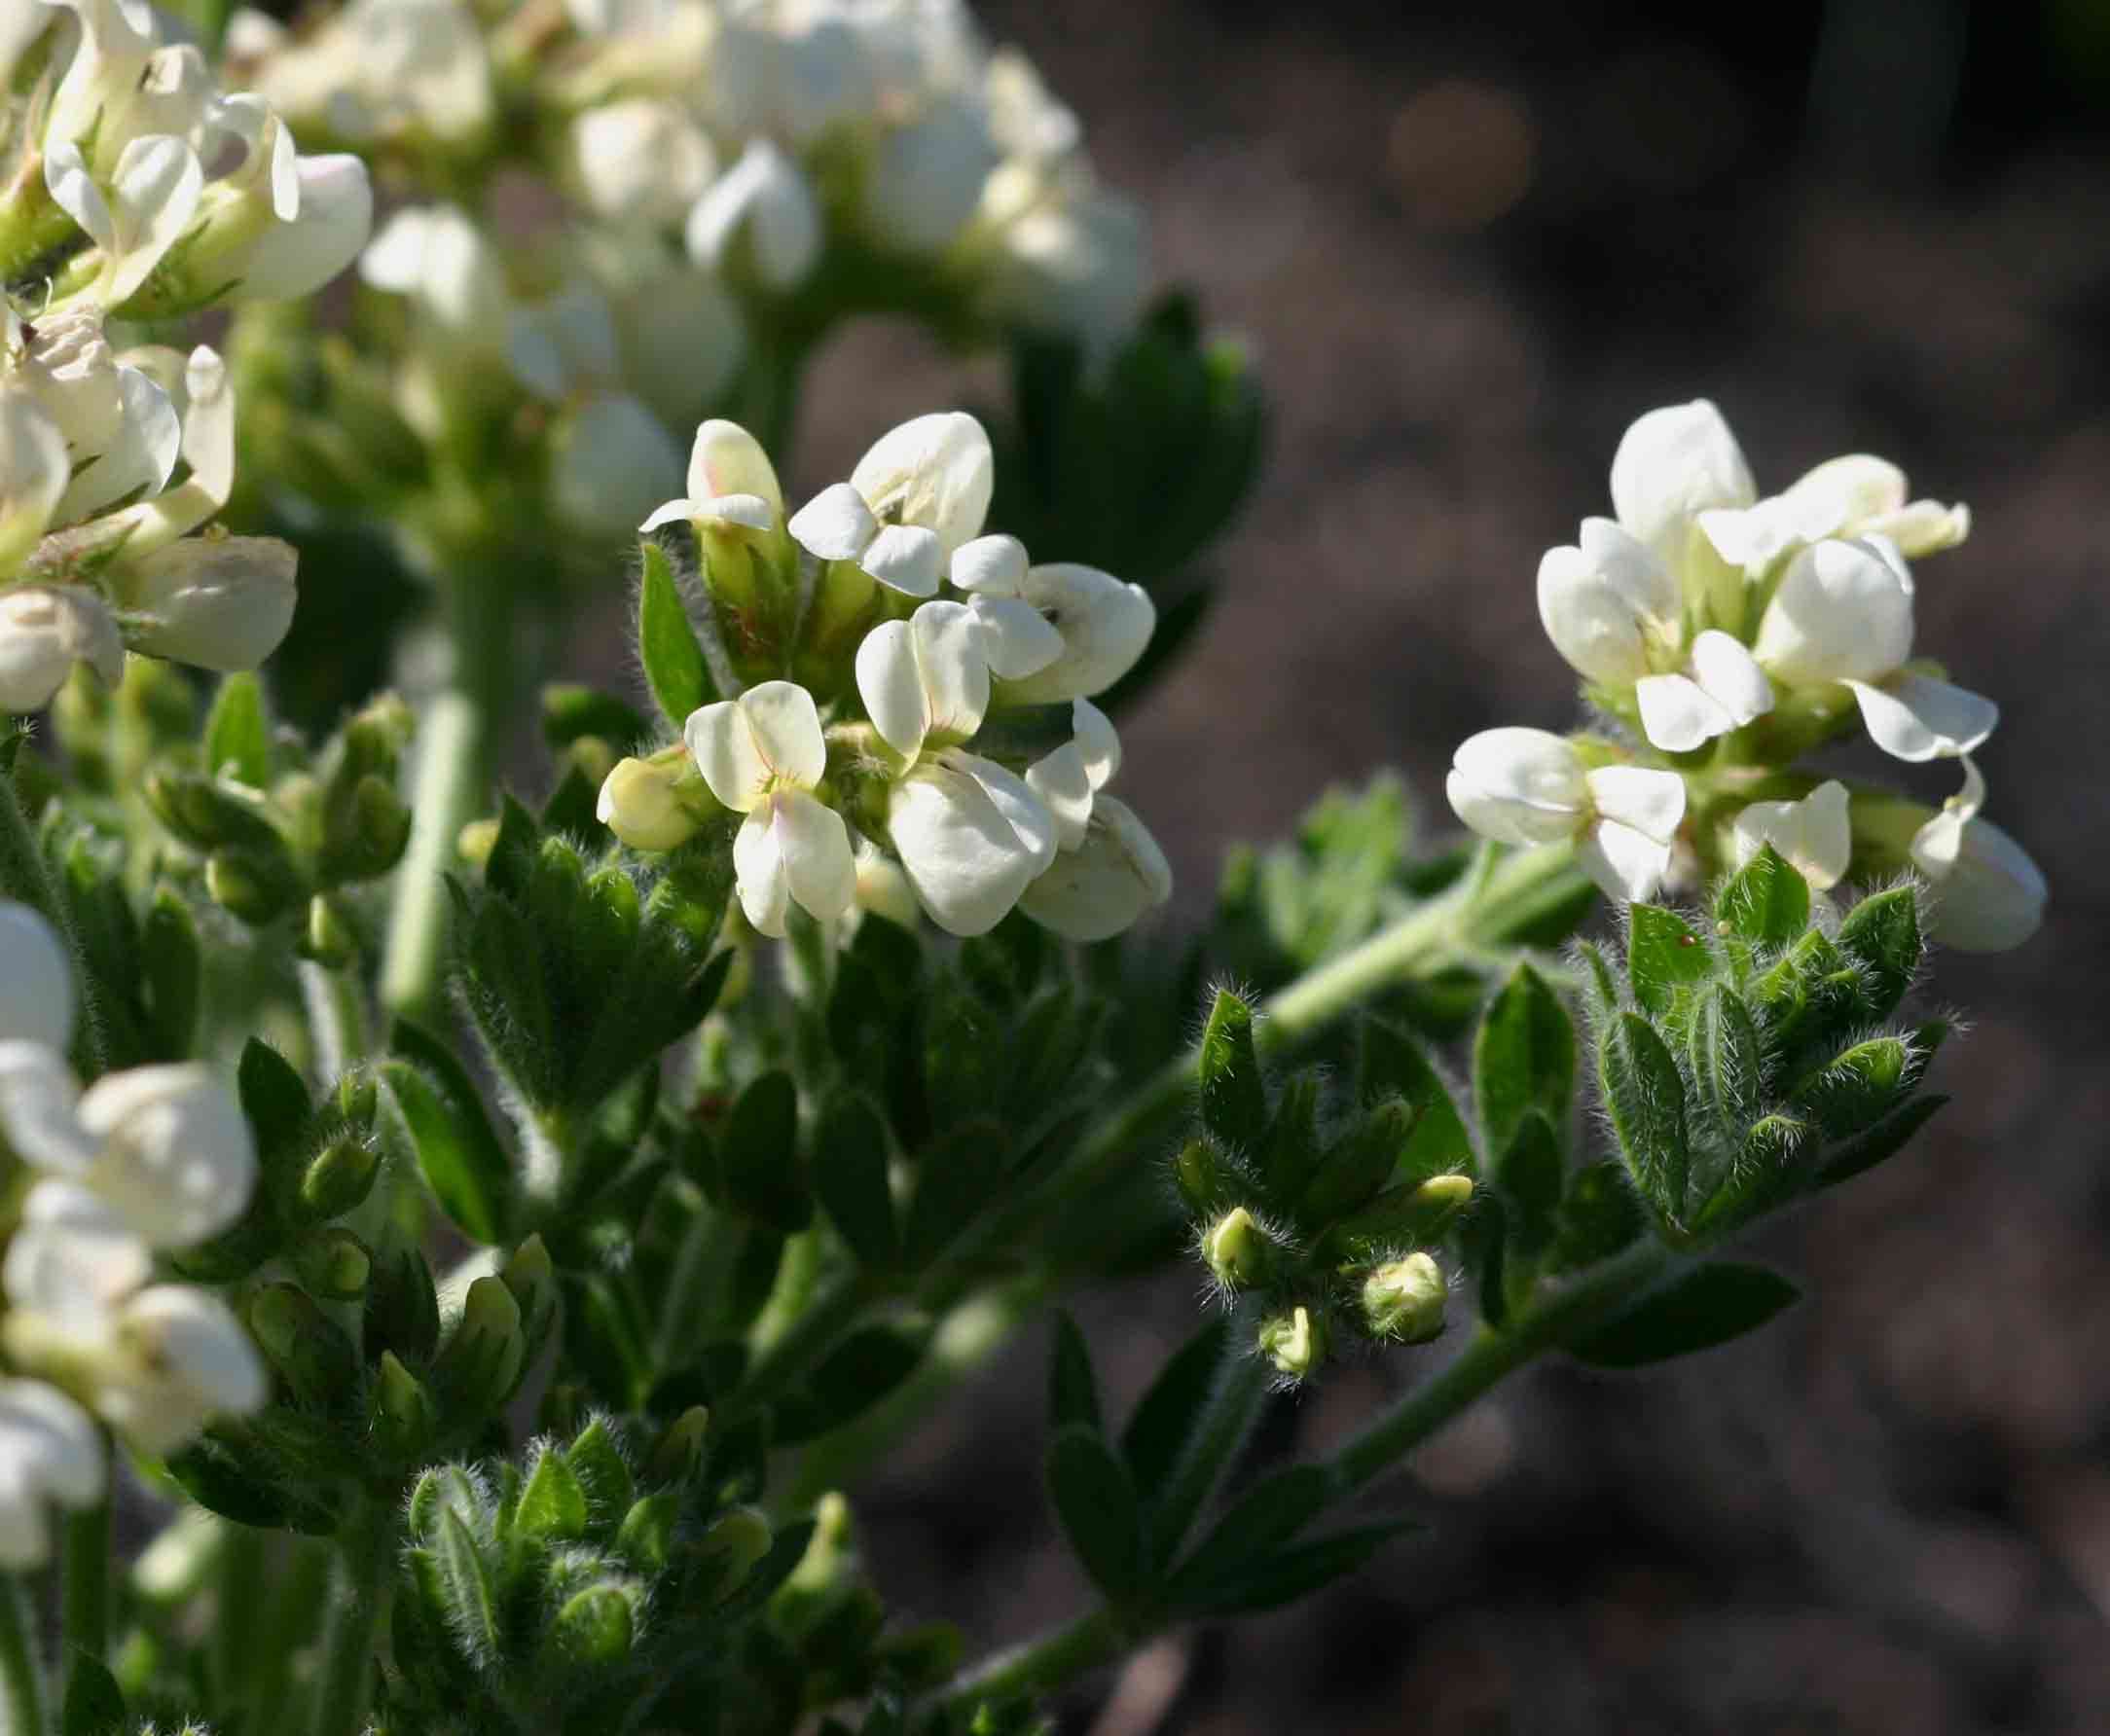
59, 1497, 110, 1682
379, 691, 483, 1025
0, 1578, 43, 1736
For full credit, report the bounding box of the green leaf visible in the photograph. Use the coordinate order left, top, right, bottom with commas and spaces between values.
810, 1093, 897, 1271
516, 1444, 591, 1541
1713, 844, 1808, 946
1598, 1012, 1690, 1222
1175, 1519, 1414, 1616
1120, 1316, 1230, 1497
1195, 987, 1267, 1147
237, 1037, 311, 1170
1627, 904, 1715, 1017
203, 672, 272, 788
1046, 1425, 1146, 1603
715, 1071, 810, 1234
1549, 1162, 1645, 1271
1492, 1109, 1563, 1252
1837, 886, 1921, 1021
140, 886, 201, 1059
60, 1656, 127, 1736
1687, 982, 1764, 1143
1473, 962, 1575, 1156
1818, 1092, 1948, 1190
383, 1019, 515, 1245
637, 539, 713, 726
1165, 1465, 1331, 1601
1359, 1018, 1473, 1182
434, 1506, 503, 1662
1048, 1311, 1102, 1434
1793, 1036, 1911, 1138
1568, 1261, 1801, 1367
772, 1322, 929, 1446
564, 1418, 635, 1529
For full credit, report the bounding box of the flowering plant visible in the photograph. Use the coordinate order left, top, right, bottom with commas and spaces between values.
0, 2, 2045, 1733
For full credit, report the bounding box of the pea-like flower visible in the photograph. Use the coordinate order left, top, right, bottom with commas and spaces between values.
685, 139, 823, 293
0, 1378, 105, 1569
950, 540, 1155, 705
1701, 454, 1969, 574
686, 681, 855, 938
788, 413, 994, 598
1907, 759, 2046, 953
1446, 728, 1687, 902
1017, 792, 1172, 941
1728, 780, 1852, 890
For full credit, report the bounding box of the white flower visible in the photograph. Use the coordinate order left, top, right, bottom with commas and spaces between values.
219, 152, 374, 303
686, 681, 855, 937
788, 412, 995, 597
1607, 399, 1756, 567
983, 561, 1155, 705
359, 204, 510, 342
109, 536, 298, 671
979, 169, 1149, 354
0, 1055, 257, 1248
91, 1284, 268, 1456
684, 140, 823, 291
0, 389, 70, 571
0, 587, 125, 712
945, 534, 1063, 677
1908, 759, 2046, 953
0, 1379, 105, 1569
861, 94, 999, 254
247, 0, 492, 144
641, 418, 784, 536
1536, 518, 1771, 751
12, 309, 181, 523
1024, 697, 1119, 850
886, 750, 1056, 936
45, 135, 204, 308
572, 99, 717, 227
1728, 779, 1852, 890
1701, 453, 1969, 573
1750, 536, 1996, 762
1018, 792, 1171, 941
1446, 728, 1687, 902
855, 598, 991, 760
0, 903, 74, 1052
548, 394, 685, 537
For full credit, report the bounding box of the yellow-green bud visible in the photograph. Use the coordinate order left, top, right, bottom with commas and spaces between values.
1257, 1305, 1328, 1381
205, 849, 300, 924
370, 1350, 439, 1462
1203, 1207, 1274, 1289
696, 1506, 774, 1601
597, 755, 705, 851
644, 1403, 710, 1485
303, 894, 358, 967
434, 1275, 527, 1415
1361, 1252, 1447, 1345
297, 1137, 381, 1222
296, 1226, 372, 1302
501, 1234, 560, 1358
457, 818, 502, 870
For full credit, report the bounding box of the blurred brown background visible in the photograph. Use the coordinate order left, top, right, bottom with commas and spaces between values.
785, 0, 2110, 1729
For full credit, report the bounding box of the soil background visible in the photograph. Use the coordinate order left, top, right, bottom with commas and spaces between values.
780, 2, 2110, 1730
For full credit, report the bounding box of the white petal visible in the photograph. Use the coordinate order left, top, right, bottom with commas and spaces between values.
1635, 673, 1733, 754
848, 412, 994, 555
855, 620, 928, 760
5, 1181, 151, 1325
950, 533, 1029, 595
953, 750, 1058, 873
1844, 672, 1997, 763
638, 498, 695, 533
861, 95, 998, 253
0, 1042, 95, 1176
44, 142, 116, 257
1535, 527, 1658, 687
911, 600, 991, 741
859, 524, 943, 597
1445, 728, 1586, 847
1912, 810, 2046, 953
1019, 795, 1173, 942
1578, 820, 1673, 903
1071, 698, 1119, 789
114, 536, 298, 671
695, 492, 776, 531
686, 700, 768, 811
1609, 399, 1756, 560
737, 680, 827, 789
887, 762, 1042, 936
0, 905, 75, 1052
1025, 741, 1093, 851
1779, 454, 1906, 538
101, 135, 207, 305
1730, 779, 1852, 889
686, 419, 782, 513
1688, 630, 1773, 726
1752, 537, 1915, 684
772, 788, 855, 924
787, 481, 878, 562
1584, 765, 1687, 844
123, 1284, 269, 1415
732, 805, 792, 937
0, 392, 68, 570
0, 1381, 104, 1510
997, 564, 1155, 704
1907, 757, 1986, 875
1862, 499, 1970, 558
233, 152, 373, 301
74, 1064, 256, 1248
968, 594, 1065, 680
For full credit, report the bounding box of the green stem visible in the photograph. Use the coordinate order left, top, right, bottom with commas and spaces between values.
379, 692, 483, 1025
305, 1516, 391, 1736
299, 961, 371, 1081
60, 1499, 109, 1678
0, 1578, 43, 1736
925, 1237, 1673, 1723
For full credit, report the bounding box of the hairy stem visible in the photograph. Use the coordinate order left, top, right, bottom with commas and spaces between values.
0, 1579, 42, 1736
379, 692, 483, 1024
925, 1237, 1673, 1722
305, 1514, 392, 1736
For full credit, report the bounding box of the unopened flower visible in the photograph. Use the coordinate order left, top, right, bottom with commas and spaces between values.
547, 394, 685, 537
1361, 1252, 1447, 1344
685, 140, 822, 291
0, 1379, 105, 1569
686, 681, 855, 937
598, 755, 706, 851
789, 412, 995, 597
1446, 728, 1687, 902
0, 904, 74, 1052
1908, 759, 2046, 953
110, 536, 298, 671
861, 94, 999, 253
1751, 535, 1996, 762
0, 1053, 258, 1248
641, 418, 785, 537
1728, 779, 1852, 890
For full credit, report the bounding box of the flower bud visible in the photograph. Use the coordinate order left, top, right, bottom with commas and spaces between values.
1360, 1252, 1447, 1345
1202, 1207, 1275, 1290
297, 1137, 381, 1223
205, 848, 301, 924
501, 1235, 560, 1368
301, 894, 358, 968
615, 1489, 678, 1573
546, 1583, 639, 1671
295, 1226, 371, 1302
598, 755, 705, 851
1257, 1304, 1328, 1381
695, 1505, 774, 1602
643, 1403, 710, 1486
368, 1349, 439, 1464
247, 1282, 357, 1405
433, 1274, 527, 1418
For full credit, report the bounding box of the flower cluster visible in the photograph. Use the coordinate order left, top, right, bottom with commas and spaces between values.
1448, 400, 2045, 950
0, 1, 377, 716
600, 411, 1173, 940
0, 902, 265, 1566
